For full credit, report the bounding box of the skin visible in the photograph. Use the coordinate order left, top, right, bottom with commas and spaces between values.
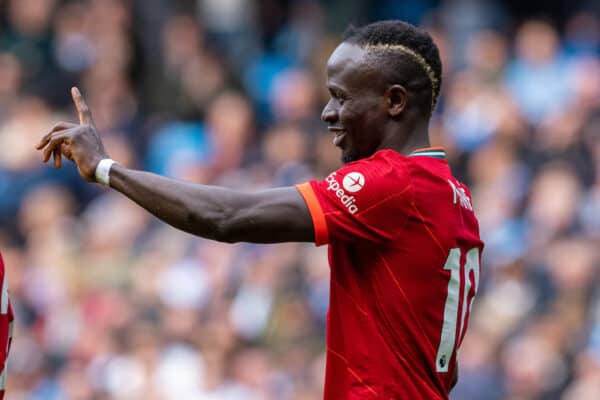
35, 42, 431, 242
36, 41, 458, 388
323, 43, 430, 163
37, 88, 315, 243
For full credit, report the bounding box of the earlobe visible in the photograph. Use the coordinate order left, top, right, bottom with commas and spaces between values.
386, 85, 407, 117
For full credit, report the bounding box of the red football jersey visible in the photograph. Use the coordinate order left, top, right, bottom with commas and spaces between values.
296, 147, 483, 399
0, 253, 13, 400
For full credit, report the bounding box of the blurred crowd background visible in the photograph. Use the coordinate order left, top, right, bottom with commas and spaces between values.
0, 0, 599, 399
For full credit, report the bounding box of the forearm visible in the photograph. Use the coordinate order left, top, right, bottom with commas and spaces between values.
107, 164, 314, 243
108, 164, 243, 241
36, 89, 313, 243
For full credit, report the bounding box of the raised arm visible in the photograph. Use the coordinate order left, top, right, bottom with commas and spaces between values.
109, 167, 313, 243
36, 88, 315, 244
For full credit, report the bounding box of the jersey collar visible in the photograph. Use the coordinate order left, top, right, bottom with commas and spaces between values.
408, 146, 446, 159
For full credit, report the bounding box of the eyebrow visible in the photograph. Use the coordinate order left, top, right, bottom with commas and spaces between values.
326, 82, 346, 94
326, 83, 348, 97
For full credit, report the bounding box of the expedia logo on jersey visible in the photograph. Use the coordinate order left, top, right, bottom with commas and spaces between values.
325, 172, 364, 214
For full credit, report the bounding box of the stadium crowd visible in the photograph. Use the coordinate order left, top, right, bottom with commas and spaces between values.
0, 0, 599, 398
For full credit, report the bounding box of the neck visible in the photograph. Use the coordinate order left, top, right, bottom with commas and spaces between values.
378, 119, 431, 156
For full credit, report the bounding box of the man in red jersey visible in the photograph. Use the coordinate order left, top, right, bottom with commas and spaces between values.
37, 20, 483, 399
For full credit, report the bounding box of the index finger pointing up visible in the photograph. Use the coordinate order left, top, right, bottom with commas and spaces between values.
71, 87, 92, 125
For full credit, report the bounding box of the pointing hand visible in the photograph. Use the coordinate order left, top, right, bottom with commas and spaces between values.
36, 87, 110, 182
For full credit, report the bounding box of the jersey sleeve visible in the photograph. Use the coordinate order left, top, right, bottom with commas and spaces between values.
296, 153, 412, 246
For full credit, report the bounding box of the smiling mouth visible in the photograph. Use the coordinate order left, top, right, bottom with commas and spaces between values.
330, 129, 346, 147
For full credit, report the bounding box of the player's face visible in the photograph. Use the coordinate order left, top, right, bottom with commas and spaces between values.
321, 42, 388, 163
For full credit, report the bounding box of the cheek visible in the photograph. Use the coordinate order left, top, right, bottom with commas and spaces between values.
339, 104, 363, 127
345, 95, 382, 119
340, 102, 380, 135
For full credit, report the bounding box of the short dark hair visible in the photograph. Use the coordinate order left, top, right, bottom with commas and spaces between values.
343, 20, 442, 115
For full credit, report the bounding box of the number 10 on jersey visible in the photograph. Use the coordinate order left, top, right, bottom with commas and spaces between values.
436, 247, 480, 373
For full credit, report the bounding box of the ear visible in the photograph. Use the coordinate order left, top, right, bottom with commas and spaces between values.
385, 85, 407, 117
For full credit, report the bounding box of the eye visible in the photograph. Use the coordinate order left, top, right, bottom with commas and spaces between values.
329, 89, 346, 104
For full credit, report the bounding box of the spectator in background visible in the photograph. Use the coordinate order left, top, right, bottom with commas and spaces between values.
2, 0, 58, 98
505, 20, 572, 124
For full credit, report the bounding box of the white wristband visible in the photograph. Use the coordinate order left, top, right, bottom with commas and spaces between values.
95, 159, 117, 186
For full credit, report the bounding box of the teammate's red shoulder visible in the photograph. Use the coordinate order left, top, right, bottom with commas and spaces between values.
0, 253, 13, 400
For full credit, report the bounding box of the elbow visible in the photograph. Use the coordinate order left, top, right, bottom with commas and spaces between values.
186, 205, 240, 243
210, 212, 253, 244
213, 222, 240, 243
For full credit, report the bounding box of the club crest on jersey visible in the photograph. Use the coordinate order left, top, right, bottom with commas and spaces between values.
325, 172, 361, 214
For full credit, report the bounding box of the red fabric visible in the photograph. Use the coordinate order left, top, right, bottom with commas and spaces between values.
297, 149, 483, 400
296, 182, 329, 246
0, 253, 13, 400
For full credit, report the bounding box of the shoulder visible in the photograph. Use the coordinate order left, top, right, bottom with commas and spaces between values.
319, 150, 412, 215
336, 150, 410, 188
304, 150, 414, 244
356, 149, 408, 168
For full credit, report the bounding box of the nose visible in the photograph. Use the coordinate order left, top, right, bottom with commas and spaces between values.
321, 99, 339, 124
